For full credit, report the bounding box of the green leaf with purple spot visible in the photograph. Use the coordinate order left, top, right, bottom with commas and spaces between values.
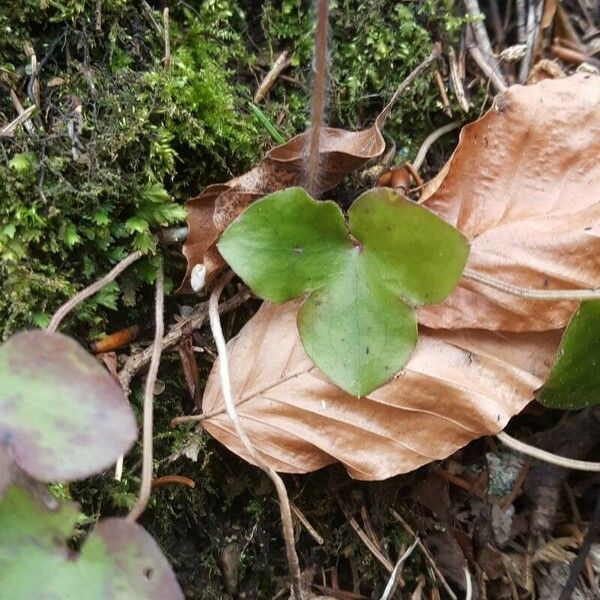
0, 330, 137, 481
0, 485, 184, 599
218, 187, 469, 396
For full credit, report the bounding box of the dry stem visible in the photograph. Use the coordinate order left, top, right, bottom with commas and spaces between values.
390, 509, 458, 600
467, 43, 508, 93
496, 431, 600, 472
377, 45, 441, 128
118, 288, 250, 396
306, 0, 329, 197
127, 257, 164, 522
162, 8, 171, 67
412, 121, 461, 172
254, 51, 291, 103
47, 250, 143, 333
463, 268, 600, 301
0, 105, 36, 138
379, 537, 420, 600
209, 273, 304, 599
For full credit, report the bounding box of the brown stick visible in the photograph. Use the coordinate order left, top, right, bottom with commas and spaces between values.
377, 45, 441, 128
433, 68, 452, 116
467, 43, 508, 93
162, 8, 171, 67
306, 0, 329, 197
552, 43, 600, 68
254, 51, 291, 102
151, 474, 195, 489
118, 288, 250, 396
127, 258, 165, 522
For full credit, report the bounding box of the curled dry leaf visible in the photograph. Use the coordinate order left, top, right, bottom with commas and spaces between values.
180, 126, 385, 292
419, 73, 600, 331
201, 300, 560, 480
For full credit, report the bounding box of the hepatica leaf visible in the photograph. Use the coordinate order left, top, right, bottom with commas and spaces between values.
537, 300, 600, 409
0, 485, 184, 599
0, 330, 137, 482
218, 187, 469, 396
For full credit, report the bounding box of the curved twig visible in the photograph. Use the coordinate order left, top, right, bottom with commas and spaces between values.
496, 431, 600, 472
127, 257, 165, 522
412, 121, 462, 172
47, 251, 143, 333
209, 273, 304, 599
463, 268, 600, 301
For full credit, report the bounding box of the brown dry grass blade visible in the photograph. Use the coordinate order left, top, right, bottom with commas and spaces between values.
179, 126, 385, 292
201, 300, 560, 480
418, 73, 600, 331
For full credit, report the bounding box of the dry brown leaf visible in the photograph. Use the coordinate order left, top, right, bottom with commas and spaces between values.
201, 300, 560, 480
179, 126, 385, 292
418, 73, 600, 331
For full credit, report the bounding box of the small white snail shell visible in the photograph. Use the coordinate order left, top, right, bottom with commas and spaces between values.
191, 264, 206, 293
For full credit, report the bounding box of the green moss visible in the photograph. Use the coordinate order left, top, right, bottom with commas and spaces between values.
261, 0, 468, 155
0, 0, 264, 339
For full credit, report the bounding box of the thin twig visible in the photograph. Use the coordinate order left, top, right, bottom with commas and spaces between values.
377, 45, 441, 127
496, 432, 600, 472
9, 90, 35, 134
433, 68, 452, 117
448, 47, 470, 112
518, 0, 543, 82
306, 0, 329, 197
412, 121, 461, 172
162, 7, 171, 67
558, 496, 600, 600
209, 273, 304, 599
0, 105, 37, 138
151, 474, 195, 489
118, 288, 250, 397
467, 42, 508, 93
335, 492, 394, 573
290, 500, 324, 545
254, 50, 291, 103
463, 0, 495, 62
127, 258, 164, 522
463, 268, 600, 301
464, 566, 473, 600
47, 251, 143, 334
140, 0, 162, 35
515, 0, 526, 43
380, 537, 420, 600
390, 509, 458, 600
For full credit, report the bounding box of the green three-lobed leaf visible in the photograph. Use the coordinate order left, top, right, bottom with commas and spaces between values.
218, 187, 469, 396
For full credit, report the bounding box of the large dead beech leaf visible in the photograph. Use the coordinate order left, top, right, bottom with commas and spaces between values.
180, 126, 384, 292
202, 300, 560, 480
418, 73, 600, 331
